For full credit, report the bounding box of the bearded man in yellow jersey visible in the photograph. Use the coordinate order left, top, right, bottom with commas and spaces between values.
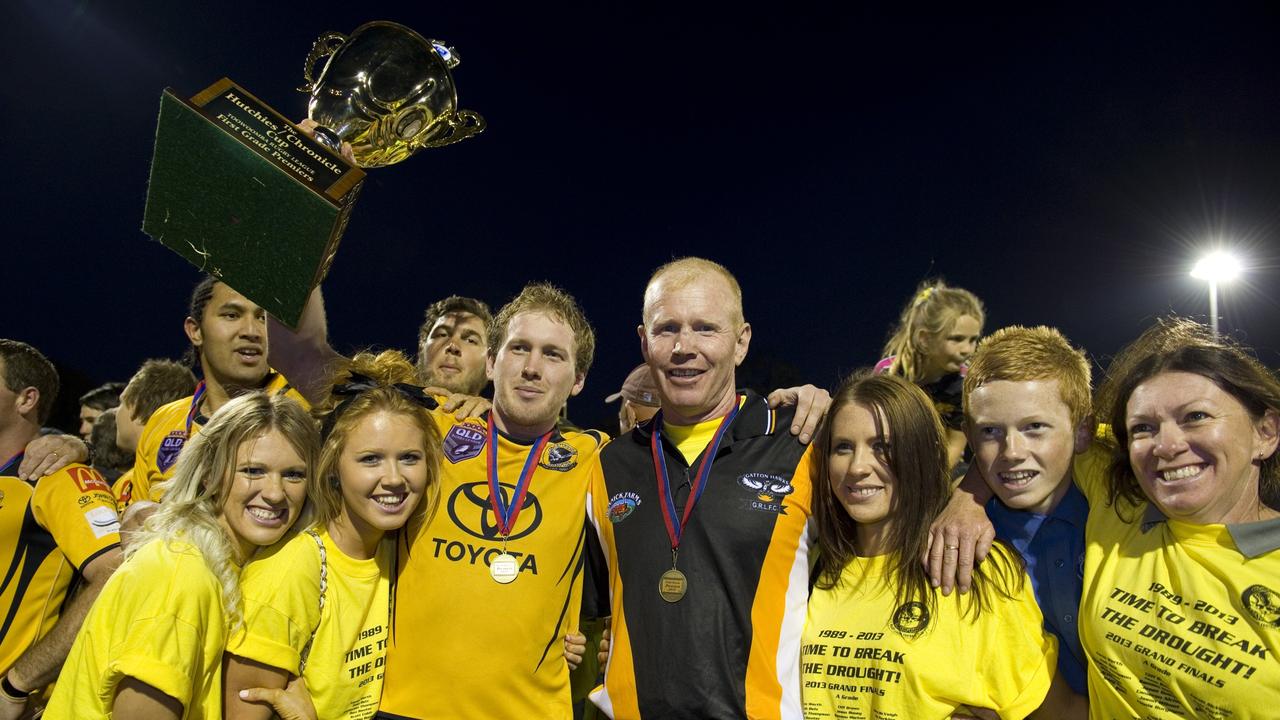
125, 276, 308, 509
0, 340, 122, 718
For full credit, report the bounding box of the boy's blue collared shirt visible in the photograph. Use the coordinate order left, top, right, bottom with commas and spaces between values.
986, 482, 1089, 695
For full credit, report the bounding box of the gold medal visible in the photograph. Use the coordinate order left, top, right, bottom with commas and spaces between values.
490, 552, 519, 584
659, 568, 687, 602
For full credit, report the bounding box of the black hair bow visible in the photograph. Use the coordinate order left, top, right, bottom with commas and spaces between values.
320, 372, 439, 440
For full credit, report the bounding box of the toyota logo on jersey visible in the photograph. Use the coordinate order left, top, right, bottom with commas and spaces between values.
446, 481, 544, 541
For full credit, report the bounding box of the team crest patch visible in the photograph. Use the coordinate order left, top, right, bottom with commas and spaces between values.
443, 423, 486, 464
539, 442, 578, 471
736, 472, 794, 514
1242, 584, 1280, 628
156, 431, 187, 472
892, 601, 930, 637
608, 492, 642, 523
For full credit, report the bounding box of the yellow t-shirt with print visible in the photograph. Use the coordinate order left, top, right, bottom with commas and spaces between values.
228, 526, 391, 720
1074, 445, 1280, 719
45, 537, 227, 719
378, 409, 607, 720
0, 463, 120, 672
128, 372, 306, 507
801, 544, 1056, 720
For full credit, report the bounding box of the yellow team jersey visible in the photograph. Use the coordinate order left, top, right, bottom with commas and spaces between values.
0, 462, 120, 672
128, 372, 306, 507
1074, 446, 1280, 719
378, 410, 607, 720
110, 468, 134, 509
45, 538, 227, 719
229, 526, 391, 720
801, 545, 1056, 720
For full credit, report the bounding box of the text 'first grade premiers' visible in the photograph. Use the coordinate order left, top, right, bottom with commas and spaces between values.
200, 87, 346, 191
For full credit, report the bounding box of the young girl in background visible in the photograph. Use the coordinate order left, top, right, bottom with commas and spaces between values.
225, 351, 442, 720
802, 372, 1082, 719
876, 280, 984, 469
46, 393, 318, 719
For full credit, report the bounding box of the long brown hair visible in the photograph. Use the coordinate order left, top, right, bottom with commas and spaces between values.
814, 371, 1019, 620
1096, 316, 1280, 514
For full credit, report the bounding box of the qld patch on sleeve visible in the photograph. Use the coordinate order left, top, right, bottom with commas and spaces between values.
157, 431, 187, 472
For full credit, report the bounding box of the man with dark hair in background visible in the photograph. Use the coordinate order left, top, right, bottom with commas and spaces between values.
87, 409, 131, 484
0, 340, 122, 718
416, 295, 493, 396
77, 382, 125, 440
124, 276, 306, 508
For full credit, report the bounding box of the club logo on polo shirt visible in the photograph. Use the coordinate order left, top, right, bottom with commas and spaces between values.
892, 601, 930, 637
443, 423, 486, 464
736, 472, 794, 514
446, 481, 543, 541
538, 442, 578, 472
608, 492, 642, 523
1242, 585, 1280, 628
156, 431, 187, 472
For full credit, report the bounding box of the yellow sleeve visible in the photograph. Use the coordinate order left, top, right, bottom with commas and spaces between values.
226, 532, 322, 673
31, 466, 120, 568
973, 547, 1058, 719
111, 469, 134, 510
1072, 442, 1113, 507
106, 548, 223, 710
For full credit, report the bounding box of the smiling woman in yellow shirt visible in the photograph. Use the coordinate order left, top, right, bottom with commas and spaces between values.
802, 372, 1083, 720
45, 393, 319, 720
1077, 318, 1280, 719
224, 351, 442, 720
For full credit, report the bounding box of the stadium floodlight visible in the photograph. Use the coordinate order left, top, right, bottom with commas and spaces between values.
1191, 251, 1243, 336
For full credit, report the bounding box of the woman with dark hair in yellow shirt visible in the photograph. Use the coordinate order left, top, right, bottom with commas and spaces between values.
1075, 318, 1280, 718
802, 372, 1084, 720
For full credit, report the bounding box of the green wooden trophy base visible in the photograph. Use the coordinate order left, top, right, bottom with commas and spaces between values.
142, 79, 364, 327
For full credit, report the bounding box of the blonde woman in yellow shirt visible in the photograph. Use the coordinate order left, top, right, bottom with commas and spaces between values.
45, 392, 318, 719
225, 351, 441, 720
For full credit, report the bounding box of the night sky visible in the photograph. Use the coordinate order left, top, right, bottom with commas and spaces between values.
7, 3, 1280, 434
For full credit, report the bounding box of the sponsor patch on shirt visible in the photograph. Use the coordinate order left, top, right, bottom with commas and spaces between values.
736, 472, 794, 514
608, 492, 642, 523
157, 431, 187, 472
443, 423, 486, 464
68, 466, 110, 494
84, 505, 120, 539
539, 442, 578, 472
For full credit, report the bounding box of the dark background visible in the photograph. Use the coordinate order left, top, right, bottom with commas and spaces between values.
6, 3, 1280, 435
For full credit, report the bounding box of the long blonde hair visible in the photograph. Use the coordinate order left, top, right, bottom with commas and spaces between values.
134, 392, 319, 630
882, 280, 985, 382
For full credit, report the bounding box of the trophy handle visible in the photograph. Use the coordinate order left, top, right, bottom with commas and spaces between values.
298, 31, 348, 93
417, 109, 487, 149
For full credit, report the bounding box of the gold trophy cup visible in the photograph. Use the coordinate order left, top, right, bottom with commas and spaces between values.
301, 21, 486, 168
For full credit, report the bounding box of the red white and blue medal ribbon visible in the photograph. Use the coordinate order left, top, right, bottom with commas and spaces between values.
185, 381, 208, 436
484, 412, 552, 583
650, 396, 741, 567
